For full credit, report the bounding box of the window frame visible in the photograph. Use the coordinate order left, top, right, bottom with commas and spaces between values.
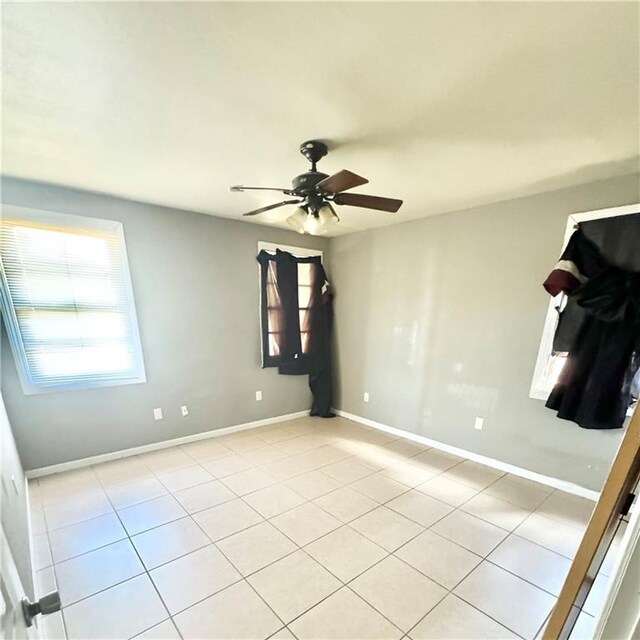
0, 204, 147, 395
256, 242, 323, 368
529, 203, 640, 401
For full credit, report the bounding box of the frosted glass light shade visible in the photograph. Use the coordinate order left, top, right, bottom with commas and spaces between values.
286, 207, 307, 234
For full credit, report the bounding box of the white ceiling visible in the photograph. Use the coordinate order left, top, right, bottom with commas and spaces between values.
3, 2, 639, 236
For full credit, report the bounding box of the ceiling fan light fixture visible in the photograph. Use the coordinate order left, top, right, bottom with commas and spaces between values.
315, 203, 339, 234
286, 207, 307, 234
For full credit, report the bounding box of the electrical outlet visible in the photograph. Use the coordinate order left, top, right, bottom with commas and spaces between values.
363, 392, 370, 402
181, 405, 189, 417
255, 390, 262, 401
153, 408, 163, 421
474, 416, 484, 431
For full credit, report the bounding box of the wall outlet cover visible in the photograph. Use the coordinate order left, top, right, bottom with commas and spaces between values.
181, 405, 189, 417
474, 416, 484, 430
153, 408, 163, 421
363, 392, 370, 402
255, 390, 262, 401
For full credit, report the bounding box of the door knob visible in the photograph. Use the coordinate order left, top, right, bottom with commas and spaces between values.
22, 591, 61, 627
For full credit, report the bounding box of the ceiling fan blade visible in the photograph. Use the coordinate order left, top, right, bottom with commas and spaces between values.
333, 193, 403, 213
231, 185, 292, 194
316, 170, 369, 194
242, 199, 302, 217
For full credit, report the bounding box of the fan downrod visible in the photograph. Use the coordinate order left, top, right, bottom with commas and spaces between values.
299, 140, 328, 171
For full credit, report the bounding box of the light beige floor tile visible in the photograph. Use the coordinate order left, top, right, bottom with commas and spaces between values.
416, 475, 479, 507
241, 445, 289, 465
36, 566, 56, 598
173, 479, 236, 514
55, 539, 144, 605
39, 610, 66, 640
411, 593, 518, 639
515, 512, 586, 559
583, 571, 609, 617
64, 574, 167, 640
275, 436, 321, 455
271, 501, 342, 546
431, 510, 508, 556
568, 611, 596, 640
225, 435, 269, 453
34, 534, 52, 570
248, 550, 341, 623
259, 428, 298, 445
131, 516, 210, 569
386, 490, 453, 528
382, 439, 428, 458
289, 587, 401, 640
269, 627, 296, 640
488, 535, 572, 596
49, 513, 126, 563
410, 449, 463, 474
380, 461, 435, 488
321, 459, 377, 484
139, 448, 194, 474
243, 483, 306, 518
179, 439, 232, 463
173, 579, 282, 640
262, 456, 318, 481
350, 473, 409, 503
305, 526, 387, 582
284, 470, 342, 500
440, 460, 504, 490
483, 474, 553, 510
395, 530, 482, 590
44, 491, 113, 531
461, 492, 531, 531
93, 457, 152, 485
221, 467, 278, 496
216, 521, 297, 575
39, 470, 102, 500
350, 506, 424, 552
351, 556, 447, 631
192, 498, 263, 541
202, 454, 254, 478
118, 494, 187, 536
156, 464, 214, 493
105, 476, 168, 510
454, 562, 556, 639
134, 619, 181, 639
535, 491, 596, 528
150, 544, 241, 614
314, 486, 378, 523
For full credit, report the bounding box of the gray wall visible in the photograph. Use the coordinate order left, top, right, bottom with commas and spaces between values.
328, 173, 640, 491
1, 177, 327, 470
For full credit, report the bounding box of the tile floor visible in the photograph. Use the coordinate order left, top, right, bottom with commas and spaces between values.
28, 416, 619, 640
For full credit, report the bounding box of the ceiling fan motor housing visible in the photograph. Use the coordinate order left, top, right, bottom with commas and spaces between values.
291, 171, 329, 196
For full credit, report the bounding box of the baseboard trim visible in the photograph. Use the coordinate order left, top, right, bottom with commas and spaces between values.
26, 410, 309, 479
334, 409, 600, 501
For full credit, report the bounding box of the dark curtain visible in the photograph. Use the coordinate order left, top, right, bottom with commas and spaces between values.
543, 213, 640, 429
256, 249, 334, 417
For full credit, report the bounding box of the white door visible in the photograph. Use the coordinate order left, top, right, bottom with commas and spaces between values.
1, 526, 38, 640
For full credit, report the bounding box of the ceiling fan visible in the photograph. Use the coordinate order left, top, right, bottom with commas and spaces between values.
230, 140, 403, 235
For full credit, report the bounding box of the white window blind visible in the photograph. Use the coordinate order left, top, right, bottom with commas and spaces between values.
0, 207, 146, 394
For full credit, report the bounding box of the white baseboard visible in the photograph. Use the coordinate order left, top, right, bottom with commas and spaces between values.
26, 410, 309, 479
334, 409, 600, 501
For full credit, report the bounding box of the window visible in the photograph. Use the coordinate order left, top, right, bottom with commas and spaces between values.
257, 242, 322, 368
0, 206, 146, 394
530, 203, 639, 401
